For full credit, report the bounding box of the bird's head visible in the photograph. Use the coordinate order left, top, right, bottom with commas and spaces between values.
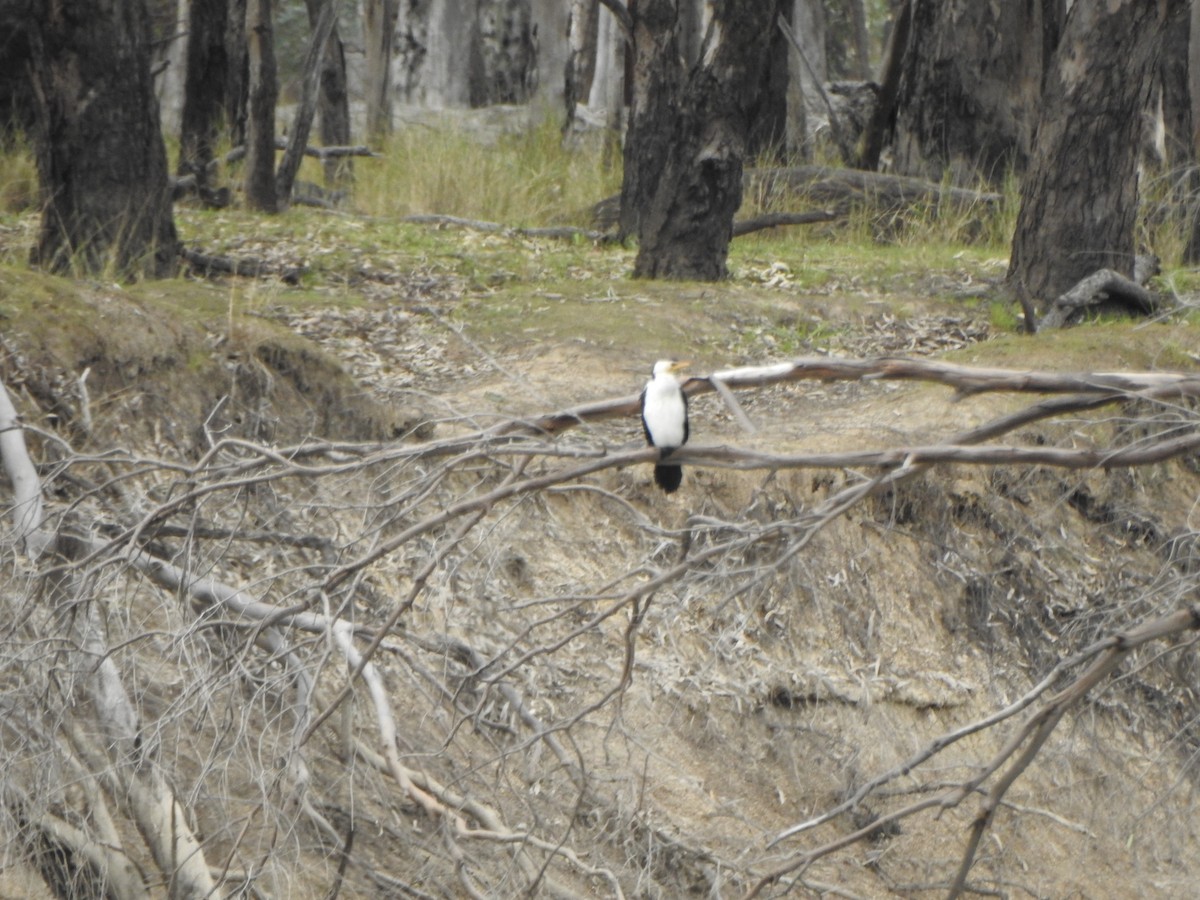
651, 359, 691, 378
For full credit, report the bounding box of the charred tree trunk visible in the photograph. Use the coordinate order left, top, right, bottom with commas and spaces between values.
857, 0, 910, 170
1007, 0, 1179, 321
304, 0, 352, 186
364, 0, 398, 135
889, 0, 1065, 184
276, 0, 339, 207
747, 0, 792, 161
243, 0, 278, 212
179, 0, 230, 191
224, 0, 247, 148
26, 0, 179, 277
0, 17, 35, 141
618, 0, 684, 241
631, 0, 783, 280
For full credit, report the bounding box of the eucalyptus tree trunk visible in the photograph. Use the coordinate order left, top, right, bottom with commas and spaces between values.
364, 0, 398, 135
179, 0, 231, 190
618, 0, 685, 241
847, 0, 870, 80
224, 0, 247, 147
1007, 0, 1180, 320
276, 0, 339, 206
786, 0, 825, 157
530, 0, 569, 114
748, 0, 792, 160
155, 0, 189, 135
629, 0, 783, 280
566, 0, 599, 117
890, 0, 1065, 184
26, 0, 179, 277
243, 0, 278, 211
305, 0, 353, 185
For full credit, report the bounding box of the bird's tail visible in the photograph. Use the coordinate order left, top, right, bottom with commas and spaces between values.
654, 463, 683, 493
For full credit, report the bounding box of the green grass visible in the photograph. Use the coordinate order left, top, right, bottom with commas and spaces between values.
3, 118, 1196, 367
0, 134, 35, 214
355, 114, 621, 225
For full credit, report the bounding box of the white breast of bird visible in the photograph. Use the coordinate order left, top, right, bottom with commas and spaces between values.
644, 379, 687, 448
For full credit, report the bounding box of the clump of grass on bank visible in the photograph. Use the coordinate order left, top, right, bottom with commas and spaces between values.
0, 134, 36, 215
357, 114, 622, 226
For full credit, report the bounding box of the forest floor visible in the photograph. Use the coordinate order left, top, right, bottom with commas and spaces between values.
3, 203, 1200, 898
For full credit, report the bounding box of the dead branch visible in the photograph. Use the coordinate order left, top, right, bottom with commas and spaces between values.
276, 0, 343, 208
7, 352, 1200, 897
493, 355, 1200, 438
222, 139, 379, 166
400, 213, 617, 244
748, 606, 1200, 899
671, 432, 1200, 472
1038, 266, 1168, 330
731, 209, 841, 237
748, 165, 1002, 212
0, 378, 217, 899
180, 245, 306, 283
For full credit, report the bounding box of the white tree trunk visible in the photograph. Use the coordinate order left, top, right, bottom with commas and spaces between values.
587, 3, 624, 132
155, 0, 190, 135
529, 0, 569, 115
426, 0, 476, 106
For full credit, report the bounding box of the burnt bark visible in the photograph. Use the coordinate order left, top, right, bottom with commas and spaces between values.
617, 0, 684, 241
1007, 0, 1180, 320
243, 0, 278, 212
889, 0, 1065, 184
0, 16, 35, 138
630, 0, 783, 280
179, 0, 230, 191
747, 0, 792, 161
224, 0, 247, 148
304, 0, 353, 186
26, 0, 179, 277
275, 0, 339, 208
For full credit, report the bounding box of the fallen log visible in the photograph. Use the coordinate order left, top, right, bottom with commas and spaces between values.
748, 165, 1001, 212
1037, 255, 1166, 330
180, 247, 305, 284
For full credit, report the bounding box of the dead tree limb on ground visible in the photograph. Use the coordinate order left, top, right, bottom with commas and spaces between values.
747, 605, 1200, 899
181, 246, 306, 283
1038, 264, 1167, 330
5, 355, 1200, 896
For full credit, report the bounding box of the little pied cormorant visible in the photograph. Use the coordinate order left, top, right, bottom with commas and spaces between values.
640, 360, 690, 493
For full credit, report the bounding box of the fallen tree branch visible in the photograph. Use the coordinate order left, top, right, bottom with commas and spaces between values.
399, 213, 616, 244
747, 605, 1200, 899
731, 209, 841, 237
1038, 266, 1167, 330
670, 431, 1200, 472
181, 246, 306, 284
748, 165, 1001, 212
493, 355, 1200, 438
222, 139, 379, 166
0, 377, 217, 900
